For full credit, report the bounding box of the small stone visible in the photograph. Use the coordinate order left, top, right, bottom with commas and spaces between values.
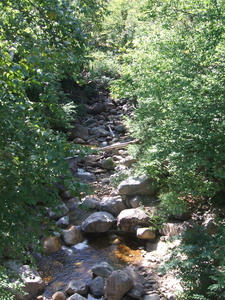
51, 291, 66, 300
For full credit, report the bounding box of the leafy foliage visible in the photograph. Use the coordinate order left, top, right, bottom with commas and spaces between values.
164, 222, 225, 299
0, 0, 105, 295
112, 0, 225, 200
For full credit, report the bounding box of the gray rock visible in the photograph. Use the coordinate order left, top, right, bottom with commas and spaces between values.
124, 267, 144, 299
92, 261, 114, 278
114, 124, 126, 133
62, 226, 84, 246
143, 294, 160, 300
89, 276, 104, 297
81, 211, 116, 233
118, 176, 156, 196
159, 222, 186, 237
104, 270, 133, 300
48, 204, 69, 220
67, 293, 87, 300
129, 195, 142, 208
89, 127, 109, 137
87, 103, 106, 115
7, 261, 45, 300
70, 124, 89, 141
66, 279, 88, 295
99, 157, 115, 170
56, 215, 69, 228
81, 196, 100, 210
117, 208, 150, 232
100, 196, 126, 216
136, 227, 156, 240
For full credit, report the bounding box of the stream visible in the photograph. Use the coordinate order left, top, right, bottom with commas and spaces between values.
35, 232, 145, 299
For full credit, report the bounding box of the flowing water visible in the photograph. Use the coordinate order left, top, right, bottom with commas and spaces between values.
35, 232, 145, 299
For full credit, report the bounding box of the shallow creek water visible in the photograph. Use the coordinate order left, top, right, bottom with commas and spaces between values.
35, 233, 145, 299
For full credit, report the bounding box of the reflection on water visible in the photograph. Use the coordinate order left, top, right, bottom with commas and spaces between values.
35, 233, 144, 299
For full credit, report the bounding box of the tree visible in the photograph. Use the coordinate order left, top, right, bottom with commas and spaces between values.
112, 0, 225, 202
0, 0, 104, 261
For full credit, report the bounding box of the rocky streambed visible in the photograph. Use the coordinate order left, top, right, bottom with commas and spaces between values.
13, 92, 186, 300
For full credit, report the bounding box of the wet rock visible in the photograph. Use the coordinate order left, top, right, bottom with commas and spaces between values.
81, 211, 116, 233
100, 196, 126, 216
117, 208, 150, 232
70, 124, 89, 141
65, 279, 88, 295
51, 291, 66, 300
89, 276, 104, 297
118, 176, 156, 196
43, 236, 62, 254
92, 261, 114, 278
104, 270, 133, 300
136, 227, 156, 240
61, 226, 84, 246
56, 216, 69, 228
7, 261, 45, 300
47, 204, 69, 220
67, 294, 87, 300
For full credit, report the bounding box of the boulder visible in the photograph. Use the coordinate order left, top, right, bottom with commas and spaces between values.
104, 270, 133, 300
81, 211, 116, 233
89, 276, 104, 297
124, 267, 144, 299
7, 262, 45, 300
61, 226, 84, 246
89, 127, 109, 137
92, 262, 114, 278
118, 176, 156, 196
117, 208, 150, 232
136, 227, 156, 240
43, 236, 62, 254
70, 124, 89, 141
100, 196, 126, 216
65, 279, 88, 296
